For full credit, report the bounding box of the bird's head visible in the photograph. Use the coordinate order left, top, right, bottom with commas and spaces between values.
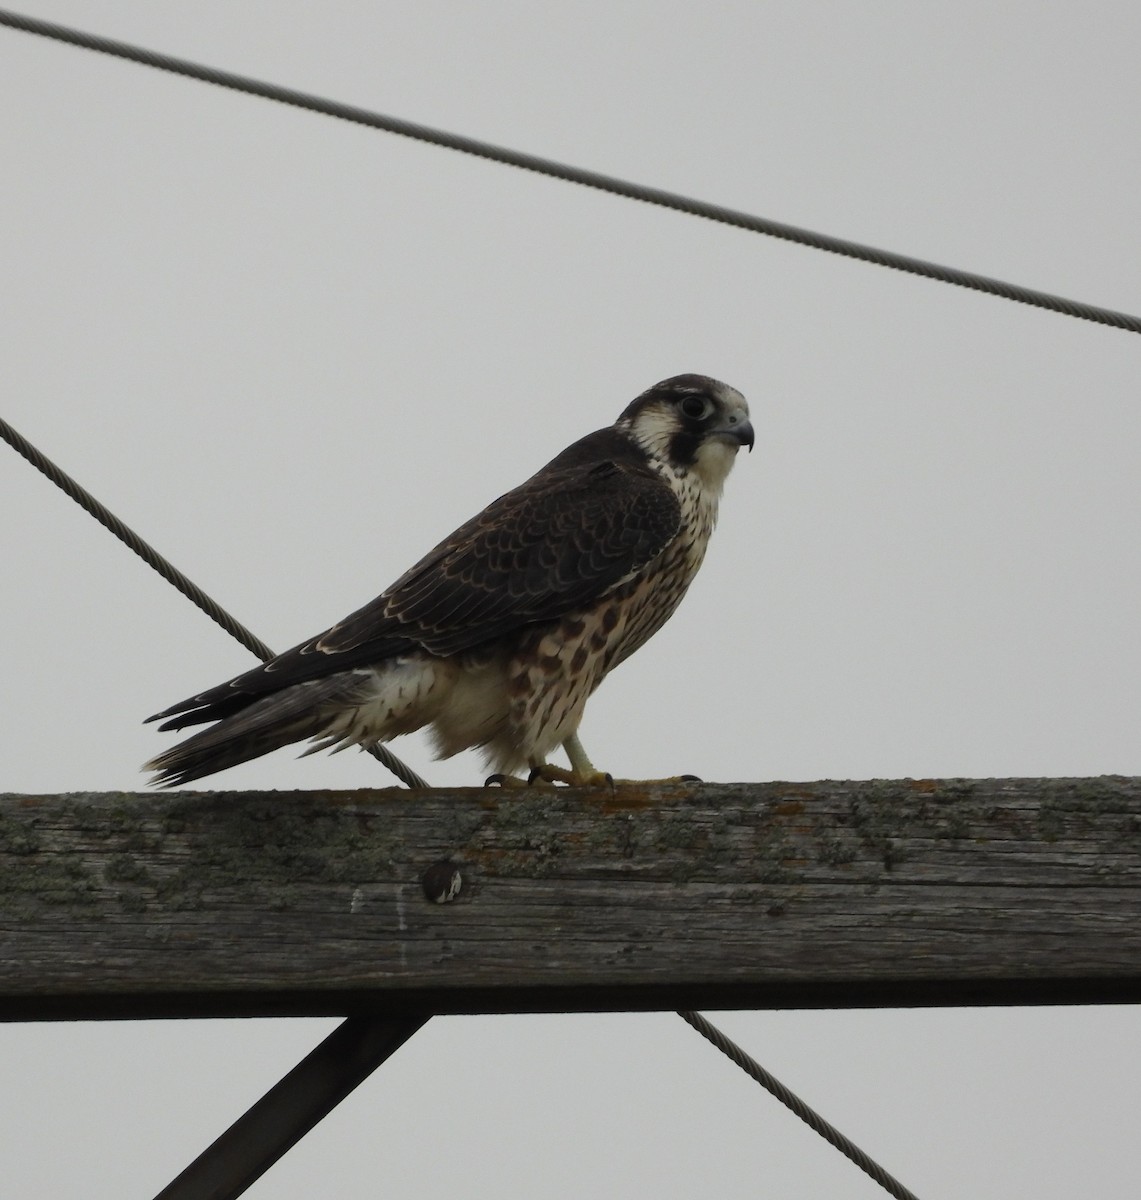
617, 374, 753, 491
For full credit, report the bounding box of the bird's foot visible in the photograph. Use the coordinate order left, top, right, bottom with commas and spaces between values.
528, 763, 614, 789
485, 769, 699, 789
483, 766, 610, 788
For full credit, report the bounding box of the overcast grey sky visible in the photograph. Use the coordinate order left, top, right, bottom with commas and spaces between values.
2, 2, 1139, 1197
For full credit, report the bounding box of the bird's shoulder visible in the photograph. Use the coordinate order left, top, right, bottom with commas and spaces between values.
327, 426, 682, 656
148, 428, 680, 727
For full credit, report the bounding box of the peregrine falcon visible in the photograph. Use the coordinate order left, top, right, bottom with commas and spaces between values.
145, 374, 752, 787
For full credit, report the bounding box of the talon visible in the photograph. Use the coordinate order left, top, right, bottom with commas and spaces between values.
678, 774, 702, 783
485, 772, 529, 788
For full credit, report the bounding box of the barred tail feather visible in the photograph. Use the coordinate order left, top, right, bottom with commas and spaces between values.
143, 675, 362, 788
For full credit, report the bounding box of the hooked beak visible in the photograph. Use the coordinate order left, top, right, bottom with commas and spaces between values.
714, 412, 755, 452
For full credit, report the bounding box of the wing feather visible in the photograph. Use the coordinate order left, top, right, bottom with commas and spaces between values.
324, 455, 680, 656
148, 433, 680, 730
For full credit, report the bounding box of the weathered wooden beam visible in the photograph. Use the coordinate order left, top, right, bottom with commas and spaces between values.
1, 777, 1139, 1020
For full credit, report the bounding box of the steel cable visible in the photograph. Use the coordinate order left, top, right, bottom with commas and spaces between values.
0, 414, 429, 789
679, 1011, 923, 1200
1, 7, 1138, 335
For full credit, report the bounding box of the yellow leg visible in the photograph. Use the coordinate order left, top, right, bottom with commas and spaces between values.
522, 733, 613, 787
558, 732, 702, 787
485, 734, 611, 788
486, 733, 698, 788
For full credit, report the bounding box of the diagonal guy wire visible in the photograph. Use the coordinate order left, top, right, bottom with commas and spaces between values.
0, 413, 429, 789
1, 6, 1139, 335
679, 1011, 923, 1200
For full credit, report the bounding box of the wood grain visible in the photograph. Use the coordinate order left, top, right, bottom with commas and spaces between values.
2, 777, 1139, 1019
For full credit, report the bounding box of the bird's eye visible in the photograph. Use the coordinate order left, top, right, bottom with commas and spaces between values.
680, 395, 712, 420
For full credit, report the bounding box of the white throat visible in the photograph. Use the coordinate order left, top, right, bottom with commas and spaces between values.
692, 439, 741, 496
